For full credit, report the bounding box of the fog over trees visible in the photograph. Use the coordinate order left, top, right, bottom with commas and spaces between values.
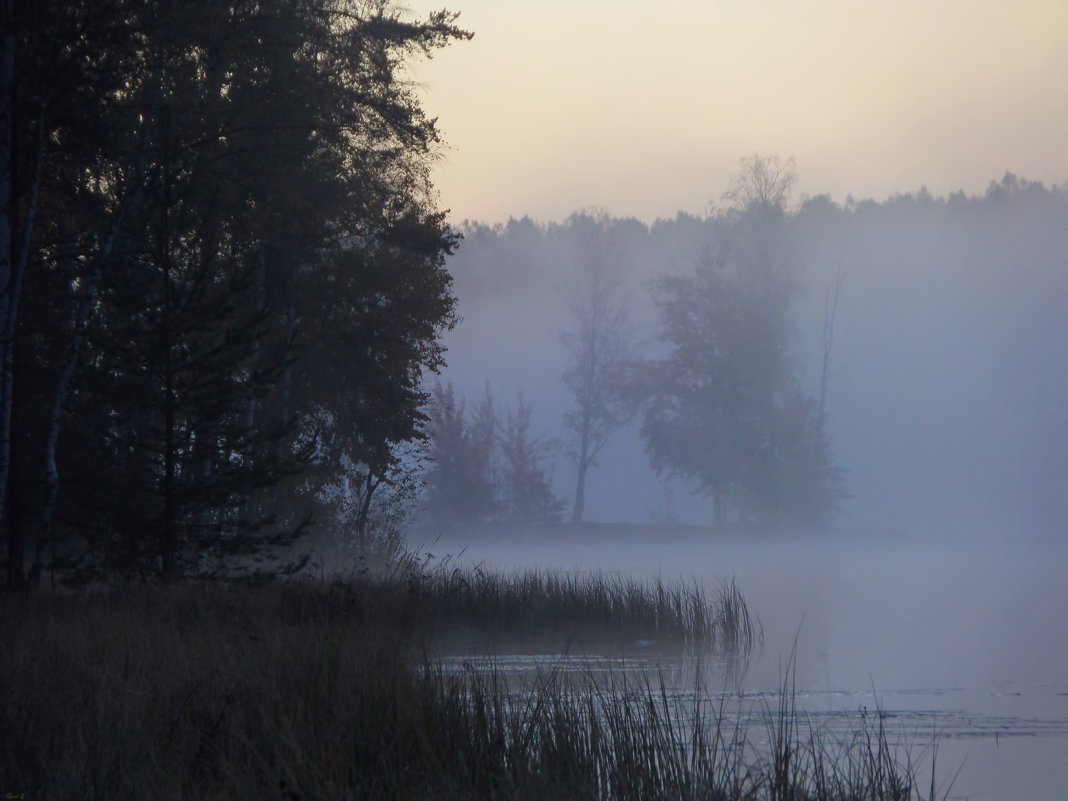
2, 0, 1065, 590
435, 168, 1067, 539
632, 157, 840, 527
559, 213, 634, 523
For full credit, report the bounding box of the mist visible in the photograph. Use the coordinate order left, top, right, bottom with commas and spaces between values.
431, 173, 1068, 541
431, 530, 1068, 801
412, 169, 1068, 799
12, 2, 1065, 797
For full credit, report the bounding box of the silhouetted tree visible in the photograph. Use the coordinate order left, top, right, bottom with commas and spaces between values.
422, 382, 497, 530
636, 156, 840, 526
499, 393, 563, 525
560, 212, 633, 523
3, 0, 470, 584
423, 384, 562, 530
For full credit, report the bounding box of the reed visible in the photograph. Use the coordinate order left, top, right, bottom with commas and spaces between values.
405, 565, 756, 656
0, 569, 928, 800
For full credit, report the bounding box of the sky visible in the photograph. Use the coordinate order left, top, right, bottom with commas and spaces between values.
404, 0, 1068, 224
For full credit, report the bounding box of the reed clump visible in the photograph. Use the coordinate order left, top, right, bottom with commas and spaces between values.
0, 567, 923, 800
401, 565, 757, 655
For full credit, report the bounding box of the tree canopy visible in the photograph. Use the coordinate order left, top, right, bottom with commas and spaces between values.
636, 157, 840, 526
2, 0, 470, 584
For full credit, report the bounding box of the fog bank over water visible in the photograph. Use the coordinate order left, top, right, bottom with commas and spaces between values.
435, 530, 1068, 690
434, 175, 1068, 540
432, 530, 1068, 801
421, 173, 1068, 800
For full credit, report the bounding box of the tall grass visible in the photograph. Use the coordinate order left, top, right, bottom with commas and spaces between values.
403, 564, 758, 656
275, 555, 759, 658
0, 569, 927, 800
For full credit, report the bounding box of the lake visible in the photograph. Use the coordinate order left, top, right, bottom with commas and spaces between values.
431, 529, 1068, 801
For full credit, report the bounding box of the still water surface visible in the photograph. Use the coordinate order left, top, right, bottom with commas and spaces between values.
436, 531, 1068, 801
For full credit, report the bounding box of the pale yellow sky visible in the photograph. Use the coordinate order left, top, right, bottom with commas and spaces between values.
404, 0, 1068, 224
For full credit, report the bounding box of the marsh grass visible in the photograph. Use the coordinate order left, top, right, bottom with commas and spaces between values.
0, 568, 927, 800
407, 565, 758, 657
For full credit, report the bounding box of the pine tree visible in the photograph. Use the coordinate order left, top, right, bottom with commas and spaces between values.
499, 394, 563, 526
422, 382, 495, 530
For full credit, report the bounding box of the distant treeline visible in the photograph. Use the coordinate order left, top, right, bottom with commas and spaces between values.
431, 170, 1068, 535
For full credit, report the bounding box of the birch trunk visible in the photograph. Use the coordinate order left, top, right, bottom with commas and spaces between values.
29, 247, 106, 583
2, 97, 44, 585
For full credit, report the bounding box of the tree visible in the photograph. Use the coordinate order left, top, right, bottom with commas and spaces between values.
499, 393, 563, 526
421, 382, 497, 530
467, 384, 502, 520
422, 384, 562, 530
291, 211, 460, 537
3, 0, 470, 584
313, 435, 426, 562
723, 154, 797, 212
560, 212, 633, 523
3, 0, 162, 585
635, 156, 840, 527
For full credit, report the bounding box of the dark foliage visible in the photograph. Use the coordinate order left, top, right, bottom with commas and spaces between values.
2, 0, 470, 583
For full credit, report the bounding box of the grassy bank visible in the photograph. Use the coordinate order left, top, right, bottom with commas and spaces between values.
1, 566, 922, 800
